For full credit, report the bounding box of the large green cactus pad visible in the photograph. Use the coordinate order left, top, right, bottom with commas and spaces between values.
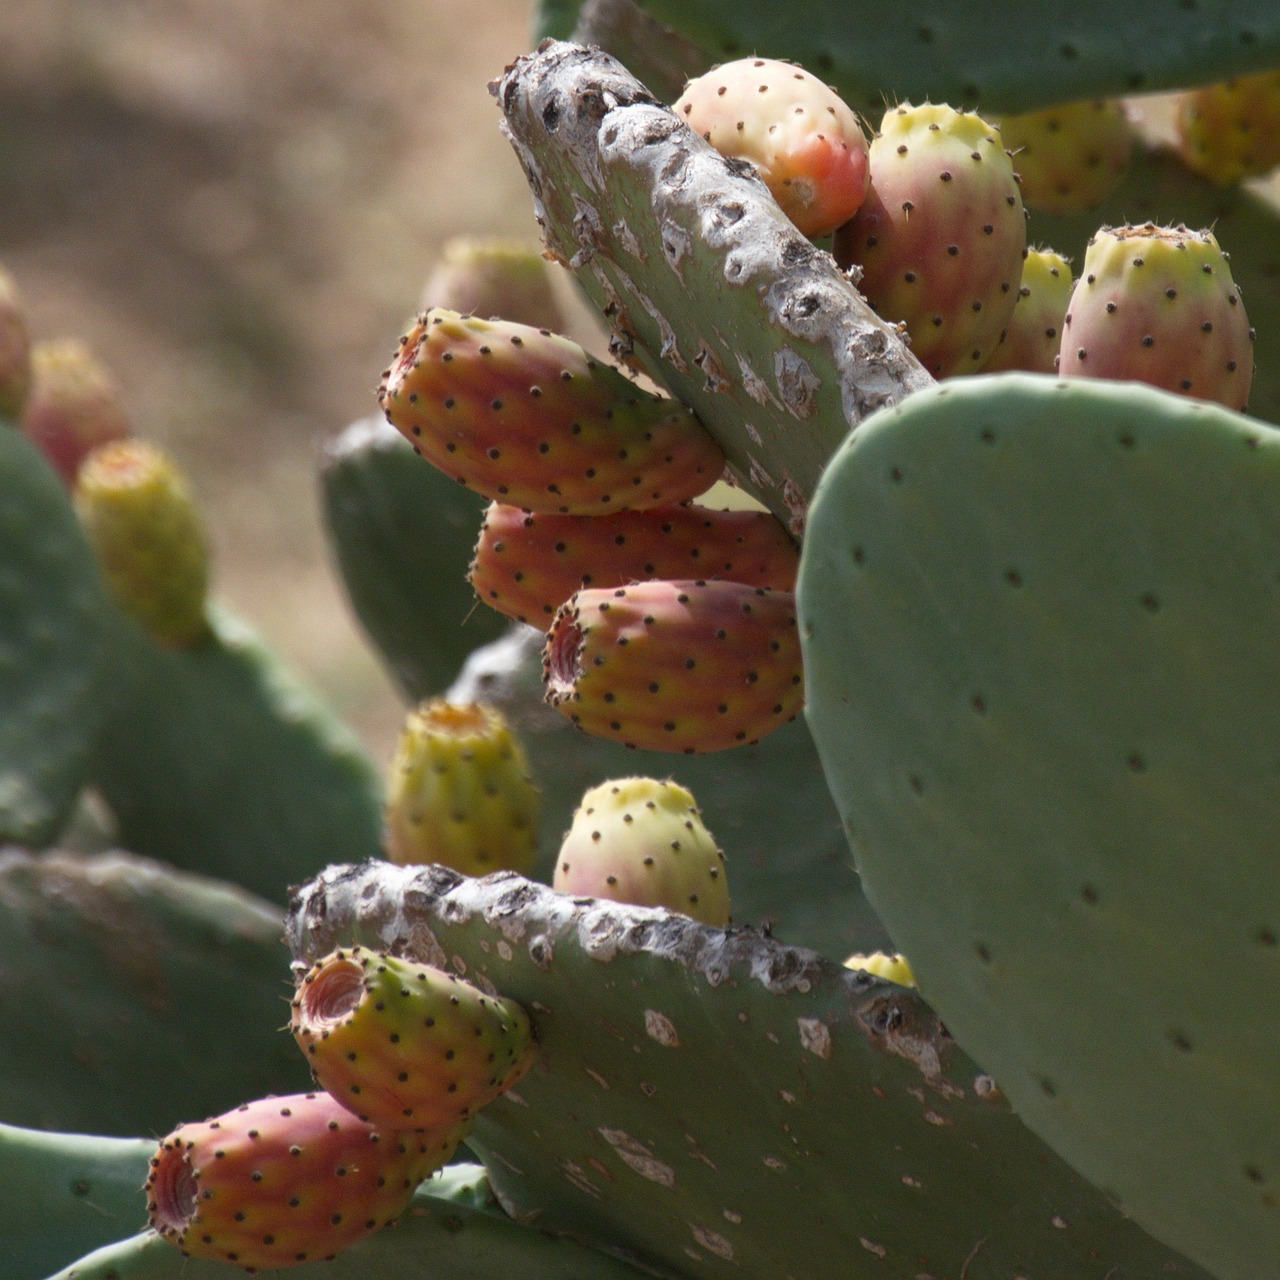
798, 373, 1280, 1280
0, 849, 308, 1135
288, 862, 1209, 1280
539, 0, 1280, 115
0, 428, 105, 847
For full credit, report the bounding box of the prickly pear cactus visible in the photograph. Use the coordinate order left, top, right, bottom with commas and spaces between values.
797, 374, 1280, 1280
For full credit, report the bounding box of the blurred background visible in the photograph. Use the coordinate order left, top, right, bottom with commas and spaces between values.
0, 0, 559, 763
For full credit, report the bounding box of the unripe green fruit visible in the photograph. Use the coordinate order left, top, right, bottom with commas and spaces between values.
0, 265, 31, 420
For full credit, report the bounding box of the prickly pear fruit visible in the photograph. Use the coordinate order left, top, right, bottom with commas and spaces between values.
1172, 71, 1280, 185
19, 338, 130, 485
470, 499, 799, 625
554, 776, 730, 925
383, 699, 540, 876
833, 102, 1026, 377
74, 439, 211, 648
290, 946, 537, 1130
996, 100, 1133, 214
843, 951, 916, 986
378, 309, 724, 515
980, 248, 1073, 374
543, 578, 803, 753
1057, 223, 1254, 410
0, 265, 31, 420
145, 1090, 464, 1270
673, 56, 871, 238
418, 236, 569, 332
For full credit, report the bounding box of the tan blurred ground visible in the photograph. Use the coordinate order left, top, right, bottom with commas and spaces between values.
0, 0, 556, 764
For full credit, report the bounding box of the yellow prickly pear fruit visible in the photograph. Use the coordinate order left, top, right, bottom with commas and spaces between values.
843, 951, 916, 986
384, 700, 541, 876
74, 439, 211, 649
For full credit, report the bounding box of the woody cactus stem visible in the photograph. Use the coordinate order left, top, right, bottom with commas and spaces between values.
493, 40, 932, 532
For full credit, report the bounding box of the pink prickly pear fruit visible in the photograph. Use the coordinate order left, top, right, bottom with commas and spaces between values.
74, 439, 212, 648
0, 265, 32, 420
554, 776, 729, 925
145, 1090, 465, 1270
383, 699, 540, 876
980, 248, 1073, 374
1057, 223, 1254, 410
418, 236, 569, 332
1172, 71, 1280, 185
469, 499, 799, 626
290, 946, 537, 1131
19, 337, 130, 485
673, 56, 871, 238
996, 99, 1133, 214
378, 309, 724, 516
833, 102, 1026, 377
543, 578, 804, 754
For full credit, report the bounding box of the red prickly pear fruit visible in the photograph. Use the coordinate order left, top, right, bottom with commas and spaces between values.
19, 337, 130, 485
384, 699, 541, 876
290, 946, 538, 1131
996, 100, 1133, 214
74, 439, 212, 649
980, 248, 1074, 374
145, 1090, 465, 1270
1172, 71, 1280, 185
0, 265, 32, 420
543, 578, 804, 754
554, 776, 730, 925
833, 102, 1026, 377
673, 56, 871, 238
418, 236, 569, 332
469, 499, 799, 626
378, 309, 724, 516
1056, 223, 1255, 410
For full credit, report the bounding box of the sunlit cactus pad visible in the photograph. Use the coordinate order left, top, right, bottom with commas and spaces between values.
799, 372, 1280, 1280
288, 861, 1209, 1280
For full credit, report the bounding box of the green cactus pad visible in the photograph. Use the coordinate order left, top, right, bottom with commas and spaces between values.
89, 603, 382, 902
321, 415, 506, 701
2, 1124, 151, 1280
0, 849, 308, 1135
50, 1163, 651, 1280
0, 428, 105, 847
539, 1, 1280, 116
288, 862, 1210, 1280
798, 373, 1280, 1280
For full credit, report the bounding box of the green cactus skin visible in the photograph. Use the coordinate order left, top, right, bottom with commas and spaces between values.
0, 849, 309, 1135
49, 1163, 655, 1280
2, 1123, 152, 1280
88, 603, 383, 902
287, 862, 1211, 1280
570, 0, 712, 103
539, 0, 1280, 117
0, 427, 106, 848
797, 373, 1280, 1280
495, 41, 931, 532
320, 415, 507, 702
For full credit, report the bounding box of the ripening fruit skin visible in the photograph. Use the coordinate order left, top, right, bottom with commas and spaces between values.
997, 100, 1133, 214
543, 578, 804, 754
383, 699, 540, 876
290, 946, 538, 1131
469, 499, 799, 626
378, 309, 724, 515
74, 439, 212, 648
833, 101, 1026, 377
1173, 71, 1280, 186
0, 265, 32, 420
418, 236, 568, 332
843, 951, 917, 986
19, 337, 130, 485
673, 56, 871, 238
554, 776, 729, 925
145, 1090, 465, 1271
980, 248, 1074, 374
1057, 223, 1254, 411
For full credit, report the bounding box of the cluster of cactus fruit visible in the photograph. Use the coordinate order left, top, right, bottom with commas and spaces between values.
6, 3, 1280, 1278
